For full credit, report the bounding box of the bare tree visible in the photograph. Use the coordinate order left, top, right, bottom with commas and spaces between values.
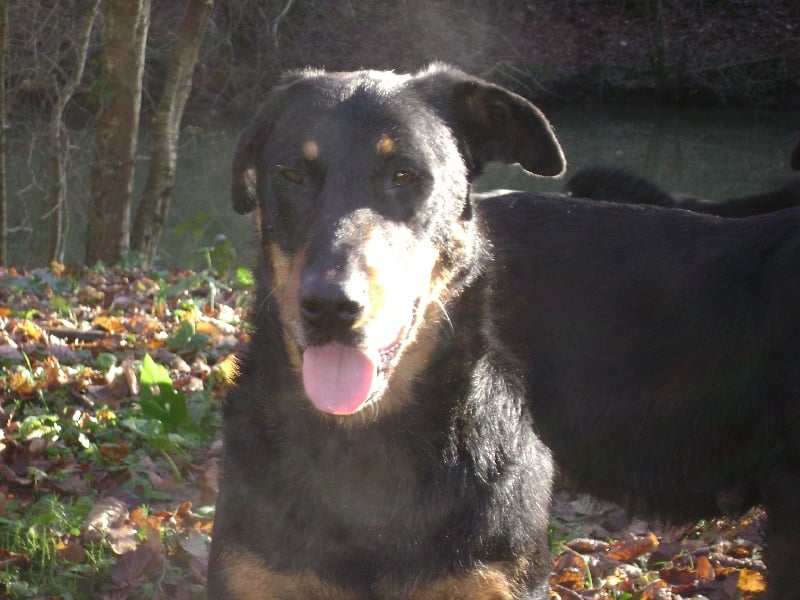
131, 0, 215, 268
0, 0, 7, 267
85, 0, 151, 266
44, 0, 99, 263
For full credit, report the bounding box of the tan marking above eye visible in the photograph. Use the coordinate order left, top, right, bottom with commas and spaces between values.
376, 134, 396, 157
302, 140, 319, 161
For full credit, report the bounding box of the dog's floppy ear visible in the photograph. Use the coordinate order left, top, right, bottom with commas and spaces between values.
411, 65, 566, 178
231, 118, 267, 215
231, 73, 310, 214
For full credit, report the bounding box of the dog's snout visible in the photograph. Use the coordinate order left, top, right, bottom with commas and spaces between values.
299, 275, 364, 331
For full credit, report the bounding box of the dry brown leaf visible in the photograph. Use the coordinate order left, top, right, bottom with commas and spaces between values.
17, 319, 46, 342
83, 497, 129, 542
565, 537, 609, 554
0, 549, 29, 569
639, 580, 671, 600
550, 567, 585, 590
694, 554, 714, 580
659, 564, 700, 585
59, 539, 86, 564
606, 532, 658, 561
11, 372, 38, 395
553, 550, 587, 572
92, 315, 127, 334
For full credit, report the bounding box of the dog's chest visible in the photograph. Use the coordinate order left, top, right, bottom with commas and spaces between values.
298, 430, 438, 530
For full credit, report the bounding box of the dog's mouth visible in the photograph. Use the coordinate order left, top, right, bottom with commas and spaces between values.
301, 327, 407, 415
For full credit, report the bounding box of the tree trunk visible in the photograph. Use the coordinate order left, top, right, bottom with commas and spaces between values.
85, 0, 151, 266
131, 0, 215, 268
46, 0, 99, 264
0, 0, 8, 267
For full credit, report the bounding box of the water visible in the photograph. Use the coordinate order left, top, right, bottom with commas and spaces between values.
5, 104, 800, 269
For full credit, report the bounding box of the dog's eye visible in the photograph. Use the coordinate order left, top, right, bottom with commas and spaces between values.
392, 170, 416, 186
278, 167, 304, 185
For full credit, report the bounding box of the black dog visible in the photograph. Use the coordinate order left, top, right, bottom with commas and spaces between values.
566, 164, 800, 217
478, 191, 800, 598
207, 66, 565, 599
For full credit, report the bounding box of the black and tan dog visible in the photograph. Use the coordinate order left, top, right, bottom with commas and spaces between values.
479, 190, 800, 598
207, 66, 565, 599
566, 164, 800, 217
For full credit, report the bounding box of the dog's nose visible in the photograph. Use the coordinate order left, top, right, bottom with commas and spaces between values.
299, 276, 364, 331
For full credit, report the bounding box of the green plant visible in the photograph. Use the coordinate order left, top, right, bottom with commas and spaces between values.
0, 495, 113, 599
138, 354, 191, 433
167, 320, 210, 354
122, 354, 219, 479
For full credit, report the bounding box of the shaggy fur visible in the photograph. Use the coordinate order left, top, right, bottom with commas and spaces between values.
207, 65, 564, 599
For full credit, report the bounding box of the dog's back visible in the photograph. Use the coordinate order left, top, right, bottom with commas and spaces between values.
480, 191, 800, 596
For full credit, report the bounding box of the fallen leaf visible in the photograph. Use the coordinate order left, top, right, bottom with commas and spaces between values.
737, 568, 767, 594
566, 538, 609, 554
694, 554, 714, 580
606, 532, 658, 561
83, 496, 129, 543
93, 315, 126, 334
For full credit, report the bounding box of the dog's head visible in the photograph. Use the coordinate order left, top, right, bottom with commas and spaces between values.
232, 65, 564, 420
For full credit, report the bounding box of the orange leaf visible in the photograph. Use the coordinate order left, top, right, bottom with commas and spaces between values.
18, 319, 46, 342
11, 372, 38, 395
737, 569, 767, 594
639, 580, 669, 600
694, 555, 714, 580
550, 567, 585, 590
553, 551, 586, 572
606, 532, 658, 561
92, 315, 126, 333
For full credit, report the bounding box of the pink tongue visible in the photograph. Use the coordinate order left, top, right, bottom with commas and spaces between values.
302, 343, 377, 415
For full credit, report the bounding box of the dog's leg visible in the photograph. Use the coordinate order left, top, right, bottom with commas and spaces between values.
763, 461, 800, 597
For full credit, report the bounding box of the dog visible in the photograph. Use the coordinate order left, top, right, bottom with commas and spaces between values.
566, 164, 800, 217
207, 65, 566, 599
478, 190, 800, 598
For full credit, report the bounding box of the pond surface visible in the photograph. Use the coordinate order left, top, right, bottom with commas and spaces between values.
5, 103, 800, 269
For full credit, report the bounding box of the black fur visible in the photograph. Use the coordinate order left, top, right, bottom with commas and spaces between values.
479, 191, 800, 598
567, 164, 800, 217
208, 66, 563, 599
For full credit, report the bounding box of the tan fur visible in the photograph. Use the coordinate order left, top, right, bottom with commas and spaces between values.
303, 140, 320, 161
268, 242, 306, 372
376, 133, 396, 158
221, 548, 525, 599
219, 547, 358, 599
418, 559, 532, 600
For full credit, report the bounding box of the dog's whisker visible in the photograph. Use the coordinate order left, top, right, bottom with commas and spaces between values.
253, 290, 274, 320
434, 298, 455, 336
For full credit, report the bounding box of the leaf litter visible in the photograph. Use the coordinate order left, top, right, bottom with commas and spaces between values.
0, 263, 769, 598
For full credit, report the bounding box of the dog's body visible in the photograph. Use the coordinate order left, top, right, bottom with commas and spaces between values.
566, 164, 800, 217
479, 191, 800, 597
208, 66, 564, 599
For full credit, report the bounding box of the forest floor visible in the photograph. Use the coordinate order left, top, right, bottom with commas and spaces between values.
0, 263, 769, 599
